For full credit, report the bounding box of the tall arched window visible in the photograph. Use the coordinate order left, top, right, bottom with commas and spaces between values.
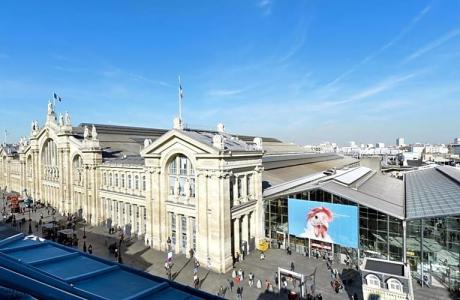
121, 174, 125, 188
128, 174, 132, 189
103, 172, 107, 186
135, 175, 139, 190
41, 139, 59, 182
109, 173, 113, 187
115, 174, 119, 187
167, 154, 195, 197
72, 155, 84, 186
142, 176, 146, 191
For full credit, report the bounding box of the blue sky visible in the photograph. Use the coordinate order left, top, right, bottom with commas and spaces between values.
0, 0, 459, 146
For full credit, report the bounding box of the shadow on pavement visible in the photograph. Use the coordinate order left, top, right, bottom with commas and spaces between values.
172, 257, 192, 280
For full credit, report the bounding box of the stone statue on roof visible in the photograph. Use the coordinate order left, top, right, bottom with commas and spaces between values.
65, 112, 71, 126
59, 113, 64, 126
91, 125, 98, 140
31, 120, 35, 132
83, 125, 90, 140
47, 100, 54, 115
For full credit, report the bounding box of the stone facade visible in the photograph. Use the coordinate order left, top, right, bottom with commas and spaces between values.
0, 102, 265, 273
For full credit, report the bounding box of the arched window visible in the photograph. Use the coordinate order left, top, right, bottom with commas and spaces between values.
41, 139, 59, 181
387, 278, 403, 292
128, 174, 132, 189
109, 173, 113, 187
115, 174, 119, 187
72, 155, 84, 186
135, 175, 139, 190
142, 176, 146, 191
366, 274, 381, 288
103, 172, 107, 186
121, 174, 125, 188
167, 154, 195, 197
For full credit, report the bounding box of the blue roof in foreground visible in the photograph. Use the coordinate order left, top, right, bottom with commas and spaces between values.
0, 233, 218, 300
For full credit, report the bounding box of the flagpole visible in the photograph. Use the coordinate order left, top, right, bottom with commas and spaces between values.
178, 76, 182, 120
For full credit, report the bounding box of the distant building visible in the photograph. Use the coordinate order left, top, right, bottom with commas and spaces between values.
396, 137, 405, 147
455, 138, 460, 144
376, 142, 385, 148
361, 258, 413, 300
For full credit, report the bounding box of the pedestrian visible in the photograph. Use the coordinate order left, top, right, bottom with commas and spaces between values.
88, 244, 93, 254
236, 286, 242, 300
265, 279, 270, 291
193, 274, 199, 288
290, 261, 295, 272
232, 268, 237, 279
238, 268, 244, 280
218, 285, 224, 297
235, 275, 241, 286
248, 272, 254, 287
268, 283, 274, 293
256, 279, 262, 289
260, 252, 265, 260
228, 278, 234, 292
274, 272, 279, 285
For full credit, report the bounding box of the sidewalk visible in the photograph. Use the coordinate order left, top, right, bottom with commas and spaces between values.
7, 203, 357, 299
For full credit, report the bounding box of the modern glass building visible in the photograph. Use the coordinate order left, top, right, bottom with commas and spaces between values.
263, 164, 460, 290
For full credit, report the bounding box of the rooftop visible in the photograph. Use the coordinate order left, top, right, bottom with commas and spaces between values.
405, 166, 460, 220
0, 232, 218, 300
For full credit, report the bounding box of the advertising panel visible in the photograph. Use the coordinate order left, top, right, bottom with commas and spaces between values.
288, 198, 358, 248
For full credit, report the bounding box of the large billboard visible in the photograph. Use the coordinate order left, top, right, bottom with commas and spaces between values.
288, 198, 359, 248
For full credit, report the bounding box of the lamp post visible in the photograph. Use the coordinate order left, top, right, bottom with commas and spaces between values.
28, 202, 32, 235
117, 233, 123, 264
83, 222, 87, 252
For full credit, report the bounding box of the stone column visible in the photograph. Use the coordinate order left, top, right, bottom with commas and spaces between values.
234, 218, 240, 256
242, 214, 249, 253
139, 206, 144, 236
111, 200, 116, 227
196, 171, 209, 261
254, 166, 264, 245
175, 213, 181, 254
151, 167, 162, 249
243, 174, 248, 202
187, 216, 193, 257
233, 176, 239, 205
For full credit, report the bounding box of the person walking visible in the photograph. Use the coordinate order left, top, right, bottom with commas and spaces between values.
236, 286, 242, 300
248, 272, 254, 287
256, 279, 262, 289
227, 278, 234, 292
193, 274, 199, 289
290, 261, 295, 272
88, 244, 93, 254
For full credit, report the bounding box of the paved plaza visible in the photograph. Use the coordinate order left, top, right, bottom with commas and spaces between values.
2, 201, 456, 300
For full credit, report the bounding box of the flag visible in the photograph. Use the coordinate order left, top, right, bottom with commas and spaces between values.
53, 92, 62, 102
179, 83, 183, 100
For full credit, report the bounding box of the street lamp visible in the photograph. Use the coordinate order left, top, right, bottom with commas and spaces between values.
83, 222, 87, 252
24, 196, 33, 235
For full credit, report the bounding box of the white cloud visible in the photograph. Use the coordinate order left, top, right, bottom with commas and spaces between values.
325, 4, 431, 87
258, 0, 272, 15
404, 28, 460, 63
208, 88, 247, 97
